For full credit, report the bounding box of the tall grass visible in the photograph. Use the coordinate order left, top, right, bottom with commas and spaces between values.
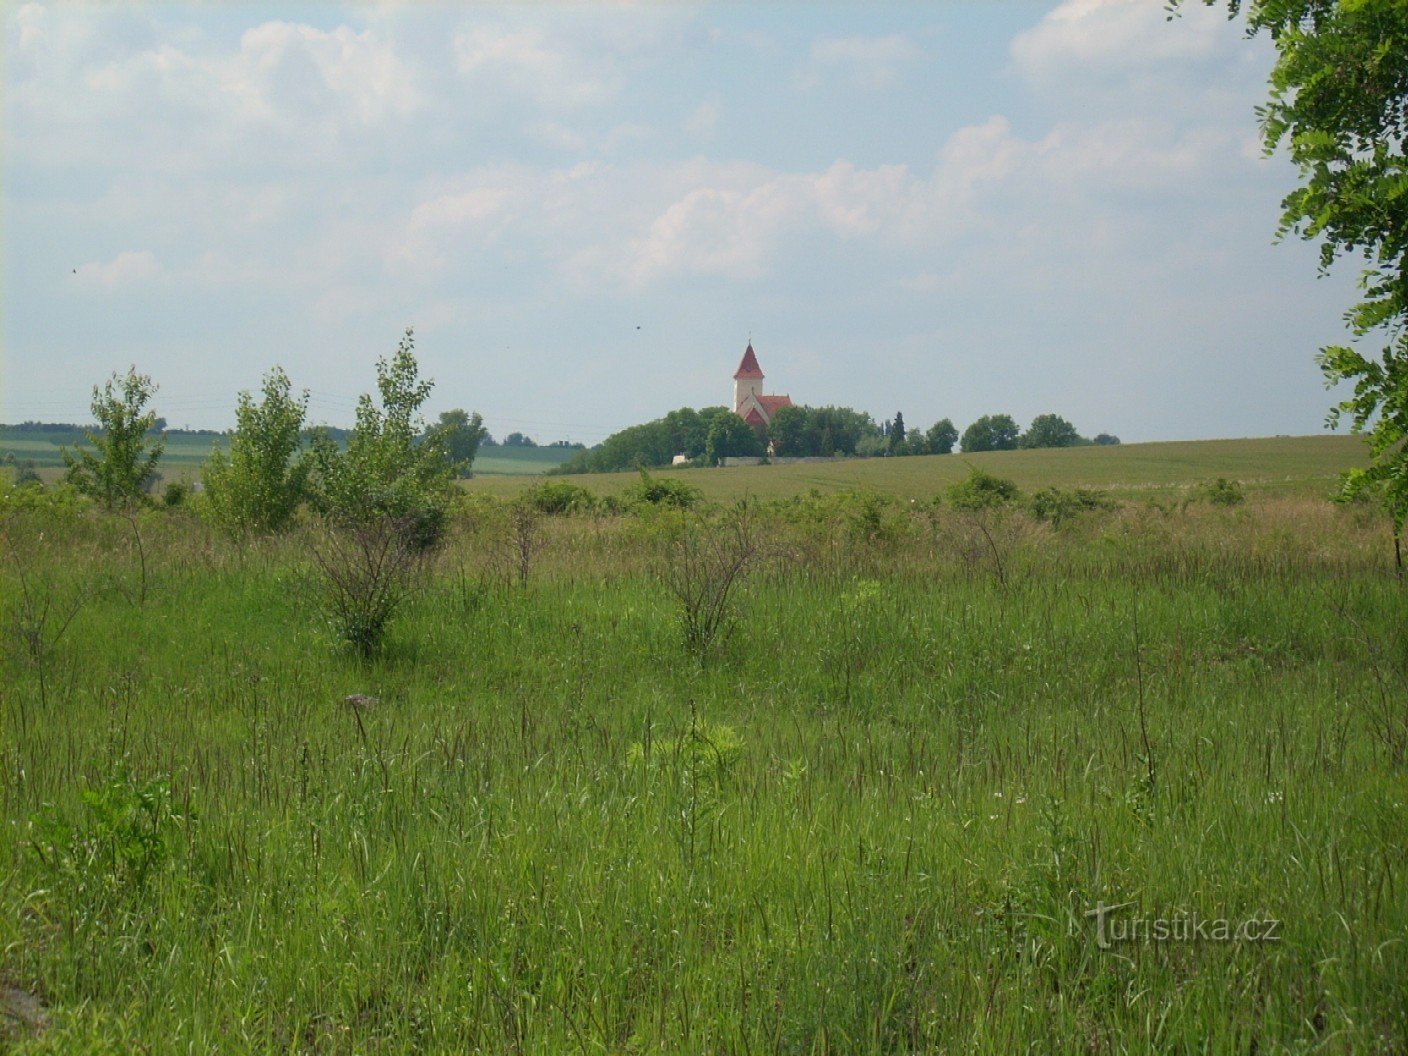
1, 488, 1404, 1053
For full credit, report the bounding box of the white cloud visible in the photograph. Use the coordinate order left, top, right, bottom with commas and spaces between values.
452, 25, 619, 109
75, 250, 162, 289
809, 34, 920, 90
231, 22, 423, 126
1010, 0, 1232, 82
7, 12, 422, 174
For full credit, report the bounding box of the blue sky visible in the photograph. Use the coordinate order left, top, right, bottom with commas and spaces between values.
3, 1, 1362, 445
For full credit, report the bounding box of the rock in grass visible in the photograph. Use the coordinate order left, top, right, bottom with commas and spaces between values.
343, 694, 380, 711
1, 984, 48, 1040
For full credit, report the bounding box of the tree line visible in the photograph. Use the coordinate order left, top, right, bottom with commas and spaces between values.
556, 404, 1118, 474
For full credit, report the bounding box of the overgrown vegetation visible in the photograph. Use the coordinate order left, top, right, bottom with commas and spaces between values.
1, 471, 1404, 1051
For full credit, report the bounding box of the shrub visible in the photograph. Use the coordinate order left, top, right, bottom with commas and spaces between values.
162, 480, 189, 508
627, 469, 702, 510
947, 468, 1021, 510
523, 480, 597, 515
307, 514, 430, 659
658, 503, 759, 661
1028, 486, 1116, 526
1203, 478, 1246, 507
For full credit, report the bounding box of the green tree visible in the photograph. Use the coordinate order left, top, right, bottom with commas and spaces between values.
1093, 433, 1121, 446
308, 328, 454, 548
960, 414, 1020, 453
704, 413, 764, 465
202, 368, 310, 537
1020, 413, 1081, 449
1187, 0, 1408, 567
62, 367, 165, 508
926, 419, 959, 454
889, 411, 907, 453
768, 405, 812, 457
430, 409, 487, 478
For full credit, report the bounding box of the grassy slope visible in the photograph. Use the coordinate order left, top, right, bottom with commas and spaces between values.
465, 434, 1370, 501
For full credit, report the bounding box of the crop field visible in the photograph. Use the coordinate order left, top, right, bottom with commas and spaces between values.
0, 428, 572, 484
1, 452, 1406, 1053
0, 429, 226, 481
466, 434, 1370, 502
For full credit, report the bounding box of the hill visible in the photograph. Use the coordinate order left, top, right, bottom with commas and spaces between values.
463, 434, 1369, 501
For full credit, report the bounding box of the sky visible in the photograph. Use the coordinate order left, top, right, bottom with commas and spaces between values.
2, 0, 1366, 446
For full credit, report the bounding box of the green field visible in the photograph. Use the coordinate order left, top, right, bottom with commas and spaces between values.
1, 441, 1405, 1052
0, 427, 573, 483
467, 433, 1370, 501
0, 429, 225, 480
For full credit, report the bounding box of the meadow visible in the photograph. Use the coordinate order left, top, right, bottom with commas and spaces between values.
1, 442, 1406, 1053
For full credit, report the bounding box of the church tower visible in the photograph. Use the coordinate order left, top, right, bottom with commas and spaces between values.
732, 341, 793, 429
733, 342, 765, 413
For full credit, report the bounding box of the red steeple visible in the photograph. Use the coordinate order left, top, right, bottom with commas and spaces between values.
734, 343, 764, 380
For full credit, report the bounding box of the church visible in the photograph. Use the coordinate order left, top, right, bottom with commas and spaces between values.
732, 343, 793, 428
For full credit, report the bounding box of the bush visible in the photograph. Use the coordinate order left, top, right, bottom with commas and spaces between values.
1203, 478, 1246, 507
1028, 486, 1116, 526
947, 468, 1021, 510
523, 480, 597, 515
307, 514, 430, 659
658, 503, 759, 661
162, 480, 189, 508
626, 469, 702, 510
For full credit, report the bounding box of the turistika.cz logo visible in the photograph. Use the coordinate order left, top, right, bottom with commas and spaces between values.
1080, 901, 1282, 950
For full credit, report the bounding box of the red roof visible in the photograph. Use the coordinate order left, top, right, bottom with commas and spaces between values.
758, 394, 793, 415
734, 343, 764, 380
742, 407, 767, 427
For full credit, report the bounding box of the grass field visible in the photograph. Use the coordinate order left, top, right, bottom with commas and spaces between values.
466, 434, 1370, 502
1, 442, 1405, 1053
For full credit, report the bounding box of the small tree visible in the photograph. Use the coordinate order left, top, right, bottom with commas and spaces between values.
308, 328, 454, 549
203, 367, 309, 538
1020, 413, 1081, 450
62, 367, 165, 507
926, 419, 959, 455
